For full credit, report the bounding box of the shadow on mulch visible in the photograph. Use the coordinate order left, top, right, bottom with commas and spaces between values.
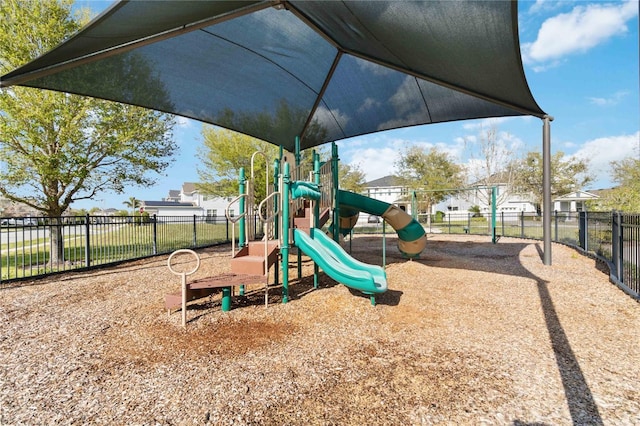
346, 234, 605, 425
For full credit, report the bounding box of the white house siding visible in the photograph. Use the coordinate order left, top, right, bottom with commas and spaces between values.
141, 201, 204, 217
200, 197, 234, 218
553, 191, 599, 213
177, 183, 232, 218
432, 185, 537, 220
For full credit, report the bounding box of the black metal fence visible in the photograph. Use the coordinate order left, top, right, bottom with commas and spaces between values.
0, 214, 235, 285
353, 210, 639, 301
3, 210, 639, 300
609, 212, 639, 300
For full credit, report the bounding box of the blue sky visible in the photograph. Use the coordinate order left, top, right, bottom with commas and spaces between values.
72, 0, 639, 211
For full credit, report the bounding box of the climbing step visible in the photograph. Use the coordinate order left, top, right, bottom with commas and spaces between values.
293, 207, 331, 232
231, 255, 266, 275
165, 272, 268, 310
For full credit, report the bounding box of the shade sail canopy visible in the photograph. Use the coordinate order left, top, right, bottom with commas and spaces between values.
0, 0, 545, 151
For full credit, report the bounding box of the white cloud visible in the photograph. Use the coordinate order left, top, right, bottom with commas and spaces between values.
357, 58, 394, 77
571, 131, 640, 186
176, 116, 192, 127
522, 1, 638, 67
528, 0, 564, 14
314, 105, 350, 129
588, 90, 629, 106
350, 146, 400, 181
462, 117, 514, 131
357, 97, 381, 113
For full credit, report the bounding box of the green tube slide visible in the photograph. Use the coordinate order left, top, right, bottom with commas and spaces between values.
294, 228, 387, 294
337, 189, 427, 258
291, 181, 321, 201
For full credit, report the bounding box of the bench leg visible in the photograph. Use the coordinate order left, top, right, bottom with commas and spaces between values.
221, 287, 232, 312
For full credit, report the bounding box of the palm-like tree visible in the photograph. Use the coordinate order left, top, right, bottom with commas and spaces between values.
123, 197, 140, 215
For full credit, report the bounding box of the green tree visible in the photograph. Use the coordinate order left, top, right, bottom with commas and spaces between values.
464, 123, 519, 209
0, 0, 176, 264
197, 127, 280, 204
339, 162, 366, 193
596, 156, 640, 212
197, 126, 330, 208
395, 146, 465, 225
122, 197, 141, 215
510, 151, 592, 213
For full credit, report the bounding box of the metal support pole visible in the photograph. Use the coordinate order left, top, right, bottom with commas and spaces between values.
491, 186, 497, 243
542, 115, 554, 265
313, 150, 320, 289
238, 168, 246, 249
382, 220, 386, 269
331, 142, 340, 242
281, 162, 290, 303
294, 136, 301, 166
411, 191, 417, 220
238, 168, 246, 296
273, 159, 280, 288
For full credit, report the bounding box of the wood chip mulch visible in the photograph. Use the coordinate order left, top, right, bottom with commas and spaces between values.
1, 234, 638, 425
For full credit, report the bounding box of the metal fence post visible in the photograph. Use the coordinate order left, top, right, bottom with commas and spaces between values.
553, 210, 558, 242
617, 212, 624, 284
501, 211, 505, 237
85, 214, 91, 268
612, 211, 620, 281
520, 211, 524, 238
578, 211, 587, 251
152, 215, 158, 255
193, 215, 197, 247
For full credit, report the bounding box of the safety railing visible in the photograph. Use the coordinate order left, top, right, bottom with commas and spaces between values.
226, 194, 248, 255
351, 210, 638, 301
0, 214, 233, 285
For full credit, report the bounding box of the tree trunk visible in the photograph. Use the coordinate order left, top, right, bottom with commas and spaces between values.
49, 217, 65, 266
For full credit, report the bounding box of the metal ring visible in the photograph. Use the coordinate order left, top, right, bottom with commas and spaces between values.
167, 249, 200, 276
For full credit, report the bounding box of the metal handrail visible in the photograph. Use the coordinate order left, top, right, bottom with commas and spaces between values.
257, 191, 280, 306
167, 249, 201, 327
258, 191, 280, 224
250, 151, 269, 241
226, 194, 247, 255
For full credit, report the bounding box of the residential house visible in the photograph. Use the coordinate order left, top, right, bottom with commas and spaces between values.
553, 190, 599, 213
139, 182, 233, 218
140, 200, 202, 219
363, 176, 411, 214
433, 185, 537, 220
176, 182, 231, 218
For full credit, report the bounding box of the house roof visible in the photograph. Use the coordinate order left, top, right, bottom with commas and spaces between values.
553, 190, 599, 202
365, 175, 403, 188
182, 182, 197, 194
142, 201, 196, 207
167, 189, 180, 198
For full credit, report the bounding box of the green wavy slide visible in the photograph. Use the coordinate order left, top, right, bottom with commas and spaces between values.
337, 190, 427, 258
294, 228, 387, 294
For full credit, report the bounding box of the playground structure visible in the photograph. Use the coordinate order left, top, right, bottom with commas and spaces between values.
166, 141, 427, 326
